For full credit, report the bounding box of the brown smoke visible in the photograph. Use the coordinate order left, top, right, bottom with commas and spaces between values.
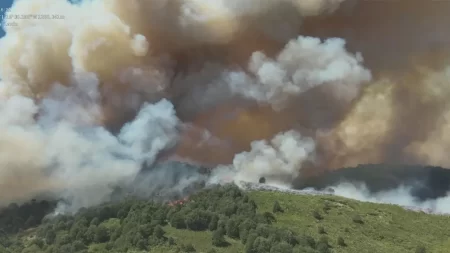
173, 0, 450, 175
1, 0, 450, 208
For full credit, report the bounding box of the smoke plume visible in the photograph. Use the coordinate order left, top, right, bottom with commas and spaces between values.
2, 0, 450, 213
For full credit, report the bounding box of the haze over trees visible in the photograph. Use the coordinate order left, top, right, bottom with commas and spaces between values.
1, 167, 449, 252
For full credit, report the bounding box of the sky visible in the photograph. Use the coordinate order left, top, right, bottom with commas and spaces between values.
0, 0, 14, 37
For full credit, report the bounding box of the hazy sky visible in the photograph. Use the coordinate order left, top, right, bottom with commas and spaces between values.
0, 0, 14, 37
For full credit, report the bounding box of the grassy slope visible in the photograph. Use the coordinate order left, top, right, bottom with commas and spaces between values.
15, 191, 450, 253
249, 191, 450, 253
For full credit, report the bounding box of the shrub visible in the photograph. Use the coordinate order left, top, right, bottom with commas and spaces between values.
352, 214, 364, 224
212, 229, 227, 247
337, 236, 346, 246
318, 226, 326, 234
270, 241, 293, 253
312, 210, 323, 220
226, 217, 240, 239
322, 202, 331, 213
317, 236, 330, 253
273, 201, 284, 213
209, 215, 219, 231
415, 245, 426, 253
180, 243, 196, 252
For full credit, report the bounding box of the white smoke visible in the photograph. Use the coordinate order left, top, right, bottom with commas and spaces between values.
211, 130, 316, 188
0, 74, 180, 212
331, 182, 450, 214
227, 36, 371, 110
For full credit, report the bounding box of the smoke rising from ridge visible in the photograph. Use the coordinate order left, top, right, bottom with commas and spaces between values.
2, 0, 450, 213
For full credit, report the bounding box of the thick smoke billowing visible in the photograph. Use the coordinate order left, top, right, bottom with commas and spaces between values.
2, 0, 450, 213
211, 130, 316, 188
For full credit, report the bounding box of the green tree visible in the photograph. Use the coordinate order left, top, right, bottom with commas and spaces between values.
253, 237, 271, 253
185, 210, 211, 231
56, 234, 71, 246
209, 215, 219, 231
270, 242, 293, 253
94, 225, 109, 243
170, 213, 186, 229
226, 218, 240, 239
84, 225, 96, 244
153, 225, 165, 239
245, 232, 258, 253
72, 240, 87, 251
212, 228, 227, 247
317, 236, 330, 253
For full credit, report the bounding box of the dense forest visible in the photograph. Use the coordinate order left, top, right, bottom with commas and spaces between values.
0, 184, 336, 253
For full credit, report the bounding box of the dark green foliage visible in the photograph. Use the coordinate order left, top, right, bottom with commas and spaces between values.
180, 243, 196, 252
337, 236, 346, 246
312, 210, 323, 220
252, 236, 272, 253
298, 235, 315, 249
208, 214, 219, 231
273, 201, 284, 213
270, 241, 293, 253
185, 210, 212, 231
153, 225, 165, 239
170, 212, 186, 229
245, 232, 258, 253
225, 217, 240, 239
212, 228, 228, 247
318, 226, 326, 234
352, 214, 364, 224
316, 236, 330, 253
415, 245, 426, 253
0, 184, 320, 253
262, 212, 276, 224
0, 200, 54, 234
94, 225, 109, 243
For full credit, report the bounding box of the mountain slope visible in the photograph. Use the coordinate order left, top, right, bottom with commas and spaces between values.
250, 190, 450, 253
1, 184, 450, 253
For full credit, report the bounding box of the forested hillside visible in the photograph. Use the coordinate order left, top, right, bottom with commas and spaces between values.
1, 184, 449, 253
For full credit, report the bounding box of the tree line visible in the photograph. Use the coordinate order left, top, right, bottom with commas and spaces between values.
0, 184, 334, 253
